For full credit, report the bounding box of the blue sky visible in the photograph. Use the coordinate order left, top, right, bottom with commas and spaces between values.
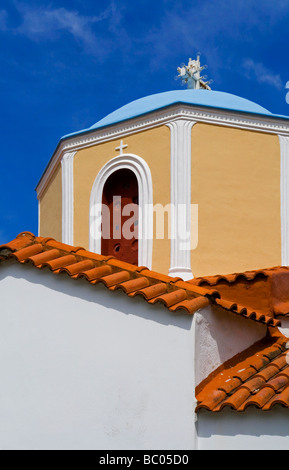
1, 0, 289, 244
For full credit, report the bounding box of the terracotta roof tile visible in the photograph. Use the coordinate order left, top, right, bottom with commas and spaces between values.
12, 243, 44, 262
255, 365, 281, 382
218, 387, 252, 411
263, 386, 289, 410
76, 265, 113, 281
114, 277, 150, 294
130, 283, 168, 300
241, 387, 276, 410
198, 390, 228, 411
99, 271, 131, 288
2, 232, 289, 413
270, 354, 288, 370
150, 289, 187, 307
248, 355, 270, 372
0, 232, 215, 317
238, 376, 265, 394
266, 374, 289, 391
0, 231, 35, 252
218, 377, 243, 395
43, 254, 78, 271
25, 249, 62, 267
59, 259, 95, 276
169, 296, 210, 314
196, 330, 289, 412
232, 366, 257, 383
1, 233, 284, 329
215, 298, 281, 327
190, 266, 289, 320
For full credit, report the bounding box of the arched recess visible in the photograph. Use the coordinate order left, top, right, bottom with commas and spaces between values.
89, 154, 153, 269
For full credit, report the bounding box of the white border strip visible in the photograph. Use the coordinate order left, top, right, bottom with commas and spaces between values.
61, 151, 76, 245
280, 135, 289, 266
167, 120, 195, 280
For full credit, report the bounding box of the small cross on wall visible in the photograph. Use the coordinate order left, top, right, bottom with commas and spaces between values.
115, 140, 128, 155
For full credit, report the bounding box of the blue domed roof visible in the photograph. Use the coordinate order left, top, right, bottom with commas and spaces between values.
90, 90, 271, 129
62, 89, 281, 140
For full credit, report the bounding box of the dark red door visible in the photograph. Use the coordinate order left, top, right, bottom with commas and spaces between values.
101, 169, 139, 265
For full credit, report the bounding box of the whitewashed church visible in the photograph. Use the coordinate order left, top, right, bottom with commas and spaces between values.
1, 58, 289, 450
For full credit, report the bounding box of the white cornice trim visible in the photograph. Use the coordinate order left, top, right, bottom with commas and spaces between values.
36, 104, 289, 200
167, 120, 195, 280
89, 154, 153, 269
61, 151, 76, 245
280, 135, 289, 266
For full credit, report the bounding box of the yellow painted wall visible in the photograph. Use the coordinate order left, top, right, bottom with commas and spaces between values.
39, 164, 62, 241
39, 122, 282, 279
73, 125, 171, 274
190, 123, 281, 277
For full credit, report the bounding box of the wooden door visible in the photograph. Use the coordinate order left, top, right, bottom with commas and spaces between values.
101, 169, 139, 265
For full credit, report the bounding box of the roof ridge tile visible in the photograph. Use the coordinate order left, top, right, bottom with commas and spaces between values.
11, 243, 44, 262
97, 271, 131, 288
114, 277, 150, 294
75, 265, 113, 282
215, 298, 281, 327
169, 297, 210, 314
150, 289, 187, 308
58, 259, 95, 276
130, 282, 167, 301
42, 254, 77, 271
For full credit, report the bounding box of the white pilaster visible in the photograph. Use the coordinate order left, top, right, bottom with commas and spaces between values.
280, 136, 289, 266
61, 151, 76, 245
166, 120, 196, 280
38, 200, 41, 237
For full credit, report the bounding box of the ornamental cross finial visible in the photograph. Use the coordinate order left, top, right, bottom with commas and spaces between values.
177, 55, 211, 90
115, 140, 128, 155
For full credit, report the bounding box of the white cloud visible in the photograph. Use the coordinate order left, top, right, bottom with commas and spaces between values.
16, 5, 107, 45
5, 2, 123, 56
140, 0, 288, 88
242, 59, 283, 90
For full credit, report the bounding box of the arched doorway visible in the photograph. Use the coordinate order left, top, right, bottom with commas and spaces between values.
89, 154, 153, 269
101, 168, 139, 265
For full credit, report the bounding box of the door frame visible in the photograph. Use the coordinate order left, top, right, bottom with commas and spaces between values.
89, 154, 153, 269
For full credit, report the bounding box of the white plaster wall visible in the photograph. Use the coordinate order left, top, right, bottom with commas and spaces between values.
0, 261, 195, 450
195, 305, 267, 386
197, 408, 289, 450
279, 317, 289, 340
